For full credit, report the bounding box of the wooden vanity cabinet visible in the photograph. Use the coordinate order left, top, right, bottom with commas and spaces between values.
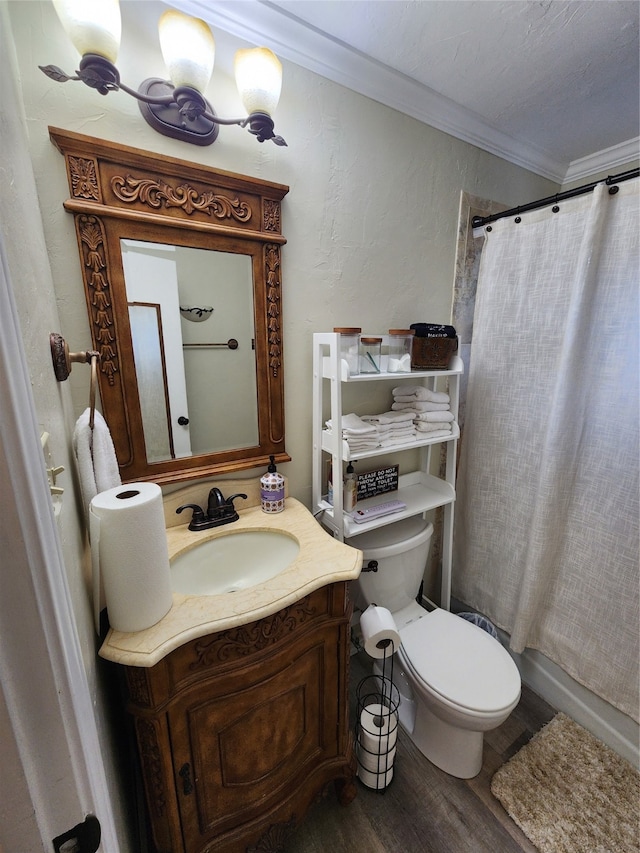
122, 582, 357, 853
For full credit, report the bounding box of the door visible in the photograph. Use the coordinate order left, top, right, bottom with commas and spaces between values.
171, 644, 325, 851
0, 239, 119, 851
121, 239, 193, 459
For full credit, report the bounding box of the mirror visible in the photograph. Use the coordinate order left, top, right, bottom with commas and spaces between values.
121, 240, 258, 460
50, 127, 289, 484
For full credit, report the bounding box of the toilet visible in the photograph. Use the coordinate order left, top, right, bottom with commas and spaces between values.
348, 516, 521, 779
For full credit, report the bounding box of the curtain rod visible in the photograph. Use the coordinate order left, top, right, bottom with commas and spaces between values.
471, 167, 640, 229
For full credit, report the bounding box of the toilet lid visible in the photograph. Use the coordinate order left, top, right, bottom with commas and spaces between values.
400, 609, 521, 713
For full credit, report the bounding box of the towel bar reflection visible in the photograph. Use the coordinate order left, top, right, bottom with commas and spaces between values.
182, 338, 239, 350
50, 332, 100, 430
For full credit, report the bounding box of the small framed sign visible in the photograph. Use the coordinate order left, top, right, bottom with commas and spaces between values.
356, 464, 399, 501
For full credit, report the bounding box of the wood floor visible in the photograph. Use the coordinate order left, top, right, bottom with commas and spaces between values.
285, 650, 556, 853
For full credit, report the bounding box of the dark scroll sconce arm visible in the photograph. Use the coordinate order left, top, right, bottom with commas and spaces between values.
39, 55, 287, 147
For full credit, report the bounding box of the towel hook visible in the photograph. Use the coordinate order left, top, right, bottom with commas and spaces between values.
50, 332, 100, 429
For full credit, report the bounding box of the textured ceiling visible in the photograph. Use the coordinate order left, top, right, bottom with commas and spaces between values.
178, 0, 639, 182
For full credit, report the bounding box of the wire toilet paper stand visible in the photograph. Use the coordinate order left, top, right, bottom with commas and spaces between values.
355, 639, 400, 791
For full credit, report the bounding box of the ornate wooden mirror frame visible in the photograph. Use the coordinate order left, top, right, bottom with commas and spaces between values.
50, 127, 289, 484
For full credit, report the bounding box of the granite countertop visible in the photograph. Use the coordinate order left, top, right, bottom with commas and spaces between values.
99, 498, 362, 668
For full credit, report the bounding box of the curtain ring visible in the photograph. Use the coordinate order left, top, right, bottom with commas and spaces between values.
609, 185, 619, 195
514, 216, 522, 223
552, 205, 560, 213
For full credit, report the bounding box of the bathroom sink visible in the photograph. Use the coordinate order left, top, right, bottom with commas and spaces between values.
170, 530, 300, 596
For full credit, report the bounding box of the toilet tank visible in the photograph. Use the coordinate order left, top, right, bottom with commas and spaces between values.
347, 516, 433, 613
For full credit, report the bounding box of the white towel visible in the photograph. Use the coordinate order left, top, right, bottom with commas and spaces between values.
414, 410, 454, 422
324, 430, 380, 452
415, 428, 452, 439
345, 439, 380, 452
414, 411, 445, 422
392, 386, 450, 404
375, 423, 415, 435
325, 413, 377, 436
361, 411, 415, 425
73, 408, 121, 523
379, 432, 417, 446
380, 425, 416, 438
410, 401, 444, 413
391, 401, 452, 414
415, 421, 452, 432
345, 441, 378, 452
412, 401, 450, 411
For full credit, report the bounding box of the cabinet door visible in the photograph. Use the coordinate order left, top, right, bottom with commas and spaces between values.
170, 635, 337, 852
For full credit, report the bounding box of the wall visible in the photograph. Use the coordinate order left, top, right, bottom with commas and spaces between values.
1, 3, 132, 849
8, 0, 558, 506
4, 0, 561, 845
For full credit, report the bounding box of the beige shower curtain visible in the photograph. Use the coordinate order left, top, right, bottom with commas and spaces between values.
453, 180, 639, 722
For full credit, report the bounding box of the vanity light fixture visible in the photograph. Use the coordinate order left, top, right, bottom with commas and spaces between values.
40, 1, 287, 147
179, 305, 214, 322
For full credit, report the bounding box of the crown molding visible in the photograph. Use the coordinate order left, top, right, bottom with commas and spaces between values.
182, 0, 566, 181
564, 137, 640, 185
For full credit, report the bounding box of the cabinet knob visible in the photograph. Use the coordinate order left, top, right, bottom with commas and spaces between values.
179, 763, 193, 795
178, 416, 189, 426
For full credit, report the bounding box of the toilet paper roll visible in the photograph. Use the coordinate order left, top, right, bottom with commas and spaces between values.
90, 482, 173, 633
357, 740, 397, 773
360, 604, 401, 659
359, 703, 399, 755
357, 763, 394, 790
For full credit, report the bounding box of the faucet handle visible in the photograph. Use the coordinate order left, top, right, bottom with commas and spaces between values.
226, 493, 248, 508
176, 503, 206, 528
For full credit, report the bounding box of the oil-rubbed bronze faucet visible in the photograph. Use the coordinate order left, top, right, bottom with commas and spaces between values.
176, 488, 248, 531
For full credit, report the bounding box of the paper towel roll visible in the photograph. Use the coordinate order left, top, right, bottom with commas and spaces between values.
90, 482, 173, 633
359, 702, 398, 755
357, 763, 394, 790
360, 604, 400, 659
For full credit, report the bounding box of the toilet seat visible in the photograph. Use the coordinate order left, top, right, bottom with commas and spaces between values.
399, 609, 521, 714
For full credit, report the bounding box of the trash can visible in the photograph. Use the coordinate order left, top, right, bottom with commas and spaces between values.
457, 611, 498, 639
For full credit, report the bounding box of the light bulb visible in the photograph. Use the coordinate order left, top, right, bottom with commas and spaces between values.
52, 0, 121, 63
158, 9, 215, 93
235, 47, 282, 116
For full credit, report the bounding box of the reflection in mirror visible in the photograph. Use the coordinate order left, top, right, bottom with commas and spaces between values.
121, 240, 258, 462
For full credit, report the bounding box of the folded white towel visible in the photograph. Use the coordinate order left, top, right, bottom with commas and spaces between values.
375, 423, 417, 436
347, 439, 380, 454
392, 386, 450, 404
416, 421, 452, 432
414, 411, 447, 422
391, 401, 453, 415
381, 423, 417, 432
413, 401, 450, 411
405, 400, 450, 412
324, 429, 379, 450
73, 408, 121, 523
325, 413, 377, 435
415, 428, 452, 439
380, 425, 416, 437
361, 411, 415, 425
380, 424, 416, 442
345, 432, 379, 443
379, 432, 418, 446
415, 410, 454, 422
